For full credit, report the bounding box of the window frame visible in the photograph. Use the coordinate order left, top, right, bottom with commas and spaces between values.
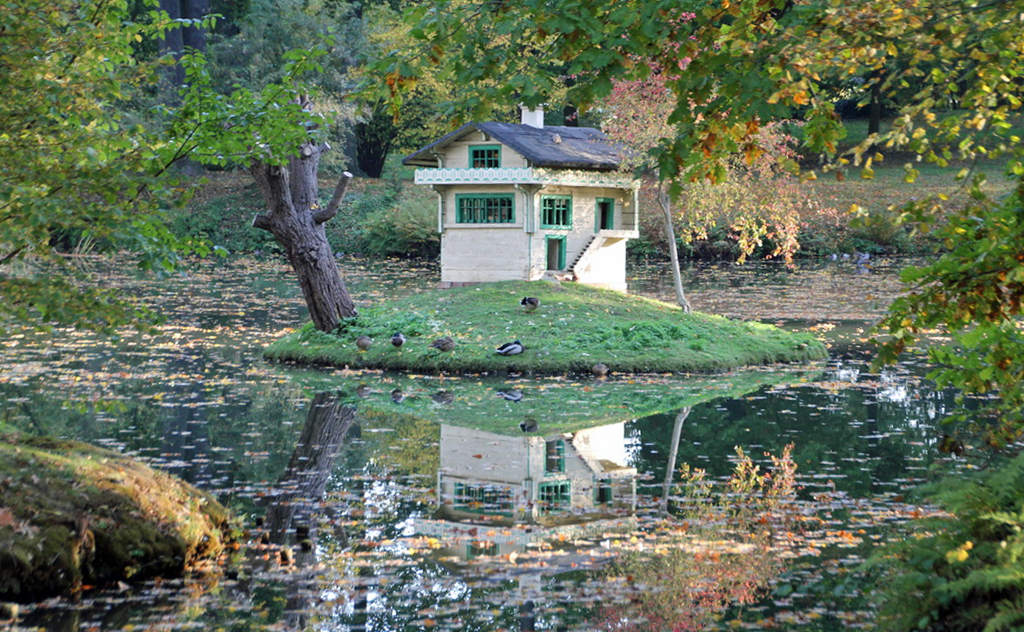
453, 482, 515, 516
470, 144, 501, 169
539, 481, 571, 514
455, 193, 515, 224
545, 439, 566, 473
540, 194, 573, 229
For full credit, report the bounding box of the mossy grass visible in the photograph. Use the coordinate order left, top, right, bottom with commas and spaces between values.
0, 434, 231, 603
265, 281, 827, 373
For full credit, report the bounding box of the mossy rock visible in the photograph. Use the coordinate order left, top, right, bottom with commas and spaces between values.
266, 280, 828, 373
0, 434, 231, 603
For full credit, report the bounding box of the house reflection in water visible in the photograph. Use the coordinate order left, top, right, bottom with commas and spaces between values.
435, 421, 637, 527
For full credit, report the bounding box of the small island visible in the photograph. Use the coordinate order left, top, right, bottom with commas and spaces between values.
265, 280, 827, 373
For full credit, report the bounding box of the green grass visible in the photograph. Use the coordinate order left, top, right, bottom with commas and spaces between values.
806, 116, 1018, 216
264, 281, 827, 373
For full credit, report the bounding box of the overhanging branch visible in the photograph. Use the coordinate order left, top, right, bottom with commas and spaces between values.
313, 172, 353, 225
252, 213, 273, 231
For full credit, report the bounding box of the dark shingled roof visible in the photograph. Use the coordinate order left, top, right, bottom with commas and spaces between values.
402, 122, 621, 171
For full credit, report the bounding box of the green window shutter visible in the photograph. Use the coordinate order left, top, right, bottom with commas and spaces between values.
545, 439, 566, 473
541, 195, 572, 229
470, 145, 501, 168
456, 194, 515, 223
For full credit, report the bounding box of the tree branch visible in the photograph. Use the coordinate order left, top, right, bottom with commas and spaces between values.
313, 171, 353, 225
0, 247, 26, 265
252, 213, 273, 231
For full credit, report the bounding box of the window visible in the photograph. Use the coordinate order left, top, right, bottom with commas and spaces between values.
470, 145, 501, 168
539, 481, 571, 513
596, 478, 613, 504
545, 439, 565, 473
456, 194, 514, 224
596, 198, 615, 231
541, 195, 572, 228
453, 483, 514, 516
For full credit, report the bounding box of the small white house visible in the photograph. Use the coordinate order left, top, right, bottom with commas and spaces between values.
402, 107, 639, 291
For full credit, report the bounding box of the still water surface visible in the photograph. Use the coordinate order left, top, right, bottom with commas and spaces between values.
0, 255, 956, 631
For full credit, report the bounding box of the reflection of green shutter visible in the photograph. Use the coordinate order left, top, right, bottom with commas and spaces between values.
545, 439, 565, 472
539, 481, 571, 514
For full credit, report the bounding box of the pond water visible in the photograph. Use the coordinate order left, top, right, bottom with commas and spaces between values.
0, 254, 958, 632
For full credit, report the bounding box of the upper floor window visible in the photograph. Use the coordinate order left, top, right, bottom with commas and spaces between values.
471, 145, 501, 168
541, 195, 572, 229
456, 194, 514, 223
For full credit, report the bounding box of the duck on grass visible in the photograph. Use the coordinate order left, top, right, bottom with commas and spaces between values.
264, 280, 827, 374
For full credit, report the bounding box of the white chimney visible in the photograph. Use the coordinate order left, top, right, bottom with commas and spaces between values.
520, 105, 545, 128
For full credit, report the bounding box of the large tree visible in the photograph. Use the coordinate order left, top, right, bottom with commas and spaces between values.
0, 0, 202, 334
0, 0, 359, 335
169, 49, 360, 331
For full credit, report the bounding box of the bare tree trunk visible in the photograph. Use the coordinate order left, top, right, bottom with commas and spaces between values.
251, 124, 357, 332
657, 186, 692, 313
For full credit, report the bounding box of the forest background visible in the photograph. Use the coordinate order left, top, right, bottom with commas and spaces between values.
139, 0, 1016, 264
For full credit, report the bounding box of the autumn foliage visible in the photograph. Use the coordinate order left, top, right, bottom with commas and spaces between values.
595, 446, 797, 631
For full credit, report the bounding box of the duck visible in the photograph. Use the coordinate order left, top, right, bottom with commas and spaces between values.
592, 362, 609, 378
497, 389, 524, 403
429, 336, 455, 352
391, 332, 406, 348
519, 419, 539, 433
390, 388, 405, 404
520, 296, 540, 312
431, 390, 454, 405
355, 335, 372, 352
495, 340, 524, 355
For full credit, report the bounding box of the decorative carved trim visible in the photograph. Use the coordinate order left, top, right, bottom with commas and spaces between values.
413, 167, 636, 189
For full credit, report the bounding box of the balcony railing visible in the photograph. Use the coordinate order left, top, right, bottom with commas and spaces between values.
414, 167, 636, 189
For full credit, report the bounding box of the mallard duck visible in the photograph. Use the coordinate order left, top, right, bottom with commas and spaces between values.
430, 336, 455, 352
391, 332, 406, 348
519, 419, 539, 433
355, 335, 372, 351
390, 388, 405, 404
520, 296, 540, 312
592, 362, 609, 378
495, 340, 524, 355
